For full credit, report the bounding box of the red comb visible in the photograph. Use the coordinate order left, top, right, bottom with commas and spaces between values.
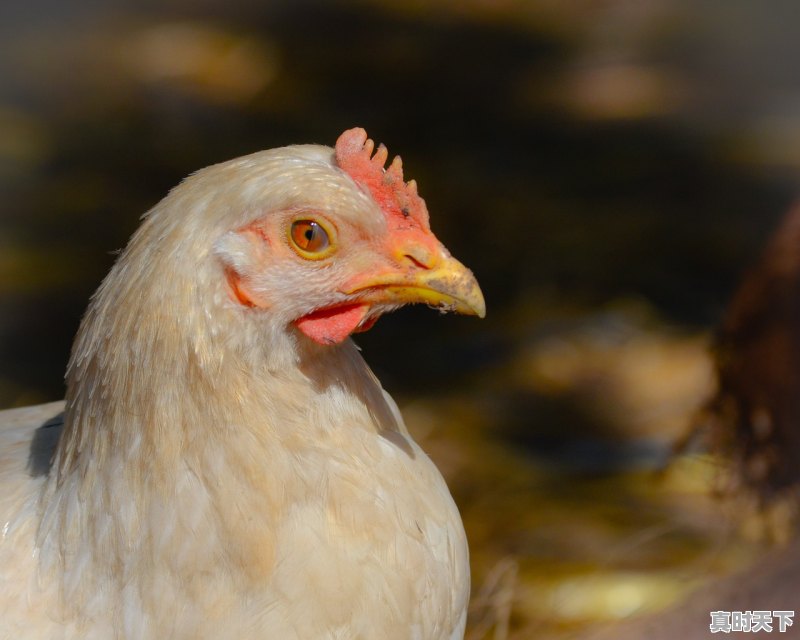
335, 128, 430, 230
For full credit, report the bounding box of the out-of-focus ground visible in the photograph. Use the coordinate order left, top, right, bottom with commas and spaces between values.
2, 2, 800, 638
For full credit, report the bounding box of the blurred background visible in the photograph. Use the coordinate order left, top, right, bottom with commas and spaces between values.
2, 1, 800, 637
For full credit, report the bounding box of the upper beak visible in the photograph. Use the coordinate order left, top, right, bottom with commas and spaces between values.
345, 248, 486, 318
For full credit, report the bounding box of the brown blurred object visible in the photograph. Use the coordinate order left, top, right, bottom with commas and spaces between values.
583, 538, 800, 639
581, 203, 800, 640
707, 201, 800, 511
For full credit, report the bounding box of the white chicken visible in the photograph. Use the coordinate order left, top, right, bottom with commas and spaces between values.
0, 128, 485, 640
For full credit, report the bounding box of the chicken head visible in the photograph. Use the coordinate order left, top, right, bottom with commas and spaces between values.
215, 127, 485, 345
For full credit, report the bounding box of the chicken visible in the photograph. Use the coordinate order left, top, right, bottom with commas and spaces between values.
0, 128, 485, 640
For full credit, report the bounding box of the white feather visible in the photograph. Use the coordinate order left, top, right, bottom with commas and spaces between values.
0, 143, 469, 639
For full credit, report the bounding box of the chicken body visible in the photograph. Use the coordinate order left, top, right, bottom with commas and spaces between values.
0, 130, 483, 639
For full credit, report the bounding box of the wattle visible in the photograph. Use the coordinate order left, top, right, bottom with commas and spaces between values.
294, 303, 370, 345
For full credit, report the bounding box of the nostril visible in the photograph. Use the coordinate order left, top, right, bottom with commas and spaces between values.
401, 245, 435, 270
403, 253, 430, 270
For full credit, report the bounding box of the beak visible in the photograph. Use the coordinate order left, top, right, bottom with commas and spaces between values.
345, 248, 486, 318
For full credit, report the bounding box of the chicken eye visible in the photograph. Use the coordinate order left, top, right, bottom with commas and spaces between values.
290, 220, 330, 255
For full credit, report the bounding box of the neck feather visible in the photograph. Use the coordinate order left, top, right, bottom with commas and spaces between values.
48, 209, 402, 502
38, 223, 404, 607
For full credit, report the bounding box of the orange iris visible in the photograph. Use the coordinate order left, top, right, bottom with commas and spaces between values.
291, 220, 330, 254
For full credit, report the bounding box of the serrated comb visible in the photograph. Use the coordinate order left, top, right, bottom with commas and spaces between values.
334, 128, 431, 230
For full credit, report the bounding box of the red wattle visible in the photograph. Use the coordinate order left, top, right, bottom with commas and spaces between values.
294, 304, 370, 345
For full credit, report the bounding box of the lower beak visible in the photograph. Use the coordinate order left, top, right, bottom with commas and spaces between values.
346, 253, 486, 318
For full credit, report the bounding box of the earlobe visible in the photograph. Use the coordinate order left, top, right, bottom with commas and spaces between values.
214, 230, 267, 308
224, 265, 256, 307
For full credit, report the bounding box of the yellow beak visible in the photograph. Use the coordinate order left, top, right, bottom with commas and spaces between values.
346, 253, 486, 318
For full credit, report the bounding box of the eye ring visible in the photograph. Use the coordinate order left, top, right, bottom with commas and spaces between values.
289, 219, 335, 259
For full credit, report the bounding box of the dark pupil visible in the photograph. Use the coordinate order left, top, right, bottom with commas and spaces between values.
304, 227, 314, 242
